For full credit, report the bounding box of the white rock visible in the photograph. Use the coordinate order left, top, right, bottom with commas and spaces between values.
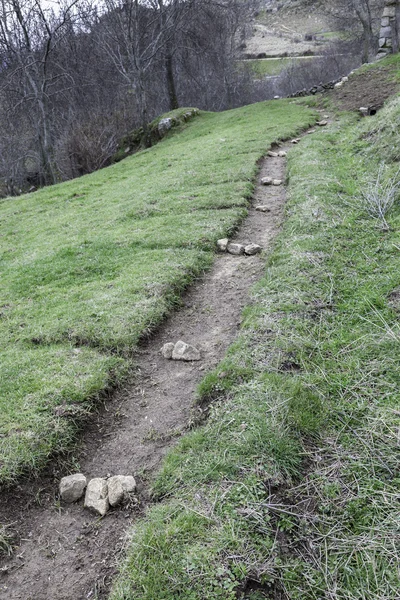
255, 205, 271, 212
227, 243, 245, 255
278, 151, 287, 157
291, 138, 301, 144
261, 177, 273, 185
217, 238, 229, 252
59, 473, 87, 503
108, 475, 137, 507
267, 151, 278, 157
334, 82, 343, 89
158, 118, 173, 135
317, 120, 328, 126
341, 77, 348, 83
244, 243, 262, 256
84, 478, 109, 517
161, 342, 175, 359
172, 340, 201, 361
272, 179, 283, 186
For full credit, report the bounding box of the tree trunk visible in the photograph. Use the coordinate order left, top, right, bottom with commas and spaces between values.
166, 52, 179, 110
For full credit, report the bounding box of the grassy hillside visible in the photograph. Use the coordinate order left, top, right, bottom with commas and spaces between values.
0, 101, 316, 485
111, 79, 400, 598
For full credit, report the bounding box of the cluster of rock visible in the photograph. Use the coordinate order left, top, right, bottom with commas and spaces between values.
377, 1, 400, 59
217, 239, 262, 256
289, 76, 345, 98
267, 150, 287, 158
261, 176, 282, 186
161, 340, 201, 361
158, 108, 199, 136
59, 473, 136, 516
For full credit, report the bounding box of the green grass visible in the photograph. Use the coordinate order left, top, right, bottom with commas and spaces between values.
242, 58, 295, 78
111, 93, 400, 598
0, 101, 316, 486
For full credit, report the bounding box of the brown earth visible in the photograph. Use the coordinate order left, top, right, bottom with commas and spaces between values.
330, 64, 400, 111
0, 140, 297, 600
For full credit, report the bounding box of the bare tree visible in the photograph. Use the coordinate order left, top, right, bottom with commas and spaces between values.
323, 0, 385, 62
0, 0, 92, 185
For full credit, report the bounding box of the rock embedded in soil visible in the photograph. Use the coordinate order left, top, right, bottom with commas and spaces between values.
59, 473, 87, 503
278, 151, 287, 157
172, 340, 201, 361
84, 478, 109, 516
291, 138, 301, 144
267, 151, 278, 157
244, 243, 262, 256
108, 475, 137, 507
272, 179, 282, 186
317, 120, 328, 126
261, 176, 273, 185
161, 342, 175, 359
255, 205, 271, 213
227, 243, 245, 255
217, 238, 229, 252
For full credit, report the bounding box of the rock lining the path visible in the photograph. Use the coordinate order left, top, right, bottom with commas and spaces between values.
108, 475, 137, 507
227, 242, 245, 255
244, 243, 262, 256
84, 478, 109, 517
161, 340, 201, 361
59, 473, 87, 503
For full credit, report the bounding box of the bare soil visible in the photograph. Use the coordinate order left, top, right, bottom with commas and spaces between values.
329, 64, 400, 111
0, 146, 292, 600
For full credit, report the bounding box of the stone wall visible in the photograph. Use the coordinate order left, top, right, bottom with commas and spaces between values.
376, 0, 400, 59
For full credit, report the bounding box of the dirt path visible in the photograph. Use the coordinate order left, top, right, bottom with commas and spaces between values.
0, 144, 292, 600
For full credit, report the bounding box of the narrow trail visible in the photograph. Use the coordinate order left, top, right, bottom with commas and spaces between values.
0, 141, 294, 600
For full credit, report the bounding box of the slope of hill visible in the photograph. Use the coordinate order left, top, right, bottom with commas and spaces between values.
0, 102, 316, 485
110, 55, 400, 600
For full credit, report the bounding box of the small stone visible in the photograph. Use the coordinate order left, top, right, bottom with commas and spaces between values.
59, 473, 87, 503
255, 205, 271, 212
161, 342, 175, 359
261, 177, 273, 185
84, 478, 109, 517
244, 243, 262, 255
291, 138, 300, 144
359, 107, 368, 116
308, 129, 316, 134
217, 238, 229, 252
334, 82, 343, 89
274, 95, 280, 99
278, 150, 287, 157
172, 340, 201, 361
323, 114, 330, 118
341, 77, 348, 83
267, 151, 278, 157
227, 243, 245, 255
317, 120, 328, 126
108, 475, 137, 507
272, 179, 283, 186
